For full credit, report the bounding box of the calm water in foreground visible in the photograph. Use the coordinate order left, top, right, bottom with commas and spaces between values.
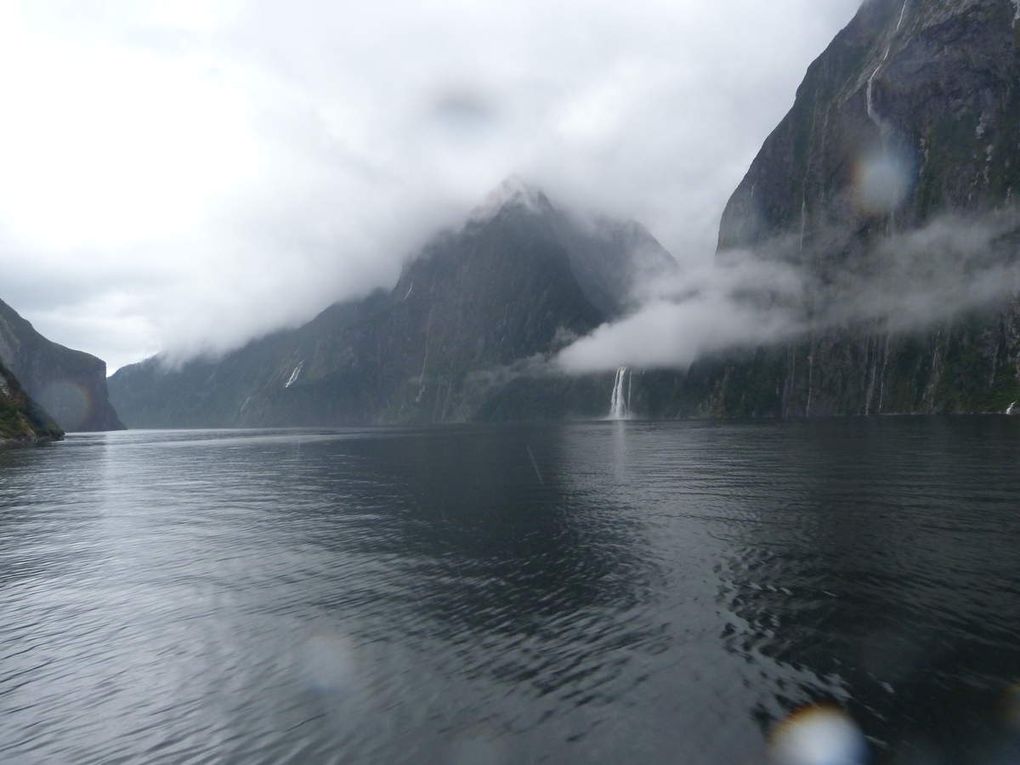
2, 420, 1020, 764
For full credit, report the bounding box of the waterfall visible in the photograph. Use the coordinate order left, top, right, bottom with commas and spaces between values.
864, 0, 913, 233
866, 1, 909, 131
799, 196, 808, 252
285, 361, 304, 389
609, 367, 632, 420
805, 349, 815, 417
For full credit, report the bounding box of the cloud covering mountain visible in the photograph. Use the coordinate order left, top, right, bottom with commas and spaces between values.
0, 0, 860, 371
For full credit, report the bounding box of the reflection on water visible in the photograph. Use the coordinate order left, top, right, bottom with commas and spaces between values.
1, 420, 1019, 763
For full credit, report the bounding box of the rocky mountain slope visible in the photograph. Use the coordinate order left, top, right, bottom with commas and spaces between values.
0, 299, 124, 432
682, 0, 1020, 417
109, 184, 675, 428
0, 363, 63, 446
112, 0, 1020, 424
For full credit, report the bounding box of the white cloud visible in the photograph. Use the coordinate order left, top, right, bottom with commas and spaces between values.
0, 0, 861, 371
557, 212, 1020, 374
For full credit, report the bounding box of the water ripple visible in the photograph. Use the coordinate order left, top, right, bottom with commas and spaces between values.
1, 420, 1020, 762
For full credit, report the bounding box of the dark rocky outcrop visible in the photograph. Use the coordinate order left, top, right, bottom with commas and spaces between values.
689, 0, 1020, 416
109, 184, 675, 428
0, 363, 63, 446
0, 299, 124, 432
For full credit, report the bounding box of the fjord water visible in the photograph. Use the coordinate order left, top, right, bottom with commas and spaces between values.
2, 421, 1020, 764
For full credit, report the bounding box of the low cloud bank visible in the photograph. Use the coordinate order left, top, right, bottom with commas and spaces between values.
557, 210, 1020, 374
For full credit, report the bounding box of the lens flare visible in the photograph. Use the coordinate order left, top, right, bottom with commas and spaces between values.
39, 380, 93, 431
1003, 683, 1020, 731
770, 705, 869, 765
300, 631, 358, 695
449, 731, 506, 765
853, 148, 912, 216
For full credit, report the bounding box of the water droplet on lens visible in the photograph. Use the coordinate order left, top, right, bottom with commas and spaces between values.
770, 705, 869, 765
1003, 684, 1020, 731
854, 149, 911, 215
450, 732, 505, 765
300, 631, 357, 695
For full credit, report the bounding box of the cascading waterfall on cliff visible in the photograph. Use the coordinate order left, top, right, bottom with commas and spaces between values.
609, 367, 632, 420
861, 0, 911, 230
857, 0, 910, 418
866, 0, 909, 134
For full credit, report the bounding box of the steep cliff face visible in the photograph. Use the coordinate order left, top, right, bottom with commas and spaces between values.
0, 363, 63, 446
0, 300, 124, 431
109, 186, 675, 428
705, 0, 1020, 416
111, 3, 1020, 424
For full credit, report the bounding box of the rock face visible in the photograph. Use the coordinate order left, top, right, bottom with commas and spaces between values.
0, 363, 63, 446
112, 1, 1020, 424
0, 300, 124, 432
109, 185, 675, 428
688, 0, 1020, 416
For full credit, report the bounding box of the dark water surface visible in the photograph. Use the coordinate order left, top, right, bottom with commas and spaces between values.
2, 420, 1020, 763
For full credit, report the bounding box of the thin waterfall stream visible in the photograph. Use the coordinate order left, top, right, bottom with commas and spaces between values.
609, 367, 632, 420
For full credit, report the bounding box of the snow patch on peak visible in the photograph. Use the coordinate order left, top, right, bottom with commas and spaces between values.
1013, 0, 1020, 26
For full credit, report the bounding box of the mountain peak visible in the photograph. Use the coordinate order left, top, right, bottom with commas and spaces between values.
471, 175, 554, 221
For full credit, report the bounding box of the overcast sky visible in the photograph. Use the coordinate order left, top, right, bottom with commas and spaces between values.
0, 0, 861, 372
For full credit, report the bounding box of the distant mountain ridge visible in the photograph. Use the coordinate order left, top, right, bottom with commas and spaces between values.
0, 299, 124, 432
109, 184, 676, 427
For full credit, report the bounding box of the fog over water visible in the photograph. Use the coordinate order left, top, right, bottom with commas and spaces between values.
0, 1, 861, 370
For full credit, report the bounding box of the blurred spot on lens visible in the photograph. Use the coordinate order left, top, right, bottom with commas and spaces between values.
300, 631, 358, 695
449, 729, 505, 765
770, 705, 869, 765
1002, 683, 1020, 731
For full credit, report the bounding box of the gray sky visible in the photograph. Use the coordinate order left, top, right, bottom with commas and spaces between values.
0, 0, 861, 372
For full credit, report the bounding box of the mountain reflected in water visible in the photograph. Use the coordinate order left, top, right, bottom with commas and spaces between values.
2, 421, 1020, 763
